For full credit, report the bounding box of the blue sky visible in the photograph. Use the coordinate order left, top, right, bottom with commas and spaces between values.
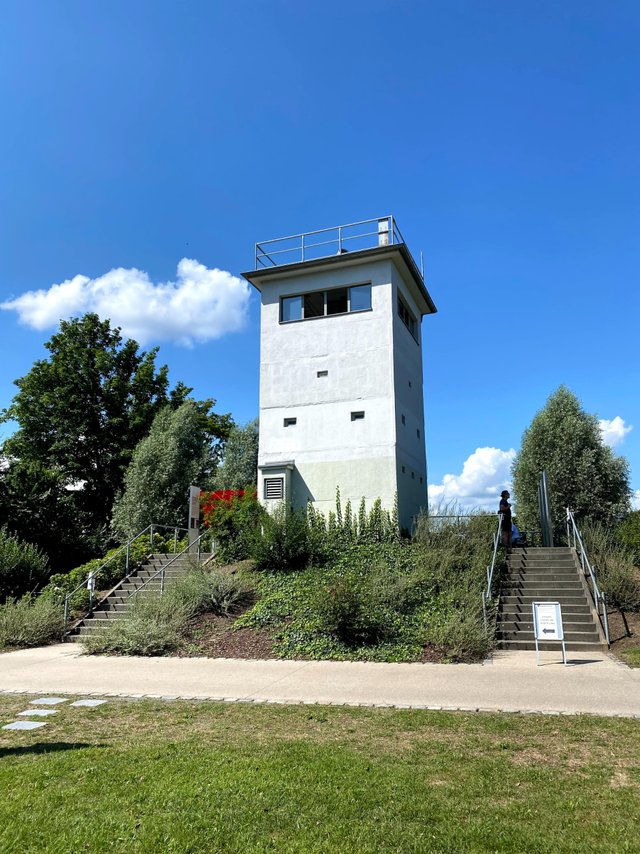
1, 0, 638, 509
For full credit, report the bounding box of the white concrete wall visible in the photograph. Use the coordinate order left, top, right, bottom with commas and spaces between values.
257, 254, 428, 530
391, 267, 428, 529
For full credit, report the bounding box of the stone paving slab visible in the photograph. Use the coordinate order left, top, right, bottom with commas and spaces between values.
30, 697, 69, 706
0, 645, 639, 718
18, 709, 58, 717
3, 720, 47, 731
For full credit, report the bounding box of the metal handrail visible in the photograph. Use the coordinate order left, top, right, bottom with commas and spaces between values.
128, 532, 209, 600
565, 508, 610, 645
482, 514, 503, 628
255, 215, 408, 270
62, 523, 189, 629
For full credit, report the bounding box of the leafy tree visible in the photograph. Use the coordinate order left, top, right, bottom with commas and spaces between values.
617, 510, 640, 563
0, 526, 49, 601
0, 460, 91, 570
215, 418, 259, 489
0, 313, 231, 566
512, 386, 630, 528
112, 401, 219, 541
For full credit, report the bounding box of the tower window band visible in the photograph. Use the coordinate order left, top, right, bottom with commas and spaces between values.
281, 284, 371, 322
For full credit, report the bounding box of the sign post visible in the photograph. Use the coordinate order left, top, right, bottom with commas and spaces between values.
532, 601, 566, 665
188, 485, 201, 551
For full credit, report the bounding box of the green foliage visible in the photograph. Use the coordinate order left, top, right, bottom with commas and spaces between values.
252, 504, 317, 571
512, 386, 630, 529
0, 313, 231, 570
112, 402, 217, 541
0, 526, 49, 602
84, 617, 181, 656
215, 418, 259, 489
205, 491, 264, 563
422, 611, 491, 662
239, 520, 494, 663
582, 521, 640, 613
617, 511, 640, 563
85, 568, 252, 656
0, 595, 63, 649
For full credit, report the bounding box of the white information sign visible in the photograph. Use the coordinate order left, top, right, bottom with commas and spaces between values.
532, 601, 567, 665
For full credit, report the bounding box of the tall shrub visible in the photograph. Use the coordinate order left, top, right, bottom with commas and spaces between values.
0, 527, 49, 602
512, 387, 630, 528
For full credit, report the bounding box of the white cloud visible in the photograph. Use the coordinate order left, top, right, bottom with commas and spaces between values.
632, 490, 640, 511
599, 416, 633, 448
0, 258, 251, 347
429, 447, 516, 512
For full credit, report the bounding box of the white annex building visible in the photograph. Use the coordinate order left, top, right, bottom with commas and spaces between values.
243, 217, 437, 532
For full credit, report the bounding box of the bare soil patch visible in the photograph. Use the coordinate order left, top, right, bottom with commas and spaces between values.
607, 608, 640, 665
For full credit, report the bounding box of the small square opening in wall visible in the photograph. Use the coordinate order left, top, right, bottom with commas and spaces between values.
283, 417, 297, 427
317, 370, 328, 378
264, 477, 284, 500
417, 428, 420, 439
401, 414, 406, 425
408, 380, 412, 388
351, 411, 365, 421
402, 465, 406, 473
411, 472, 415, 479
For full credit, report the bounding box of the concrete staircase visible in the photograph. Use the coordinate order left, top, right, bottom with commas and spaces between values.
496, 547, 607, 652
65, 552, 214, 642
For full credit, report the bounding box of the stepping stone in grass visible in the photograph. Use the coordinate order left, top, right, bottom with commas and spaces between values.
2, 720, 47, 731
30, 697, 68, 706
70, 699, 106, 708
18, 709, 58, 717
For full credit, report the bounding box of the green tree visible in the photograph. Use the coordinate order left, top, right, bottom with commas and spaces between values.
512, 386, 630, 528
215, 418, 259, 489
112, 401, 219, 541
0, 526, 49, 601
617, 510, 640, 562
0, 313, 231, 566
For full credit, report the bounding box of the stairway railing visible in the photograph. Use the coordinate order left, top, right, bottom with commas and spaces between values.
565, 508, 610, 646
128, 531, 211, 599
63, 523, 189, 632
482, 513, 503, 628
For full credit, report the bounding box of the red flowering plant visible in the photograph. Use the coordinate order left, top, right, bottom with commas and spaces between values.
200, 488, 263, 563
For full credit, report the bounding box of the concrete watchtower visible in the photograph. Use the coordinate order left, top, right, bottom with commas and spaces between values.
243, 216, 437, 532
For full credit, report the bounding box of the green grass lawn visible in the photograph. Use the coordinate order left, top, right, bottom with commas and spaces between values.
1, 696, 639, 853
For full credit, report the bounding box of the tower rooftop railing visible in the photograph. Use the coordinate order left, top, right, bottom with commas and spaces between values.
255, 215, 413, 272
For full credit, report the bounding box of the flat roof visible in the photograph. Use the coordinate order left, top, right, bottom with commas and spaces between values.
242, 243, 437, 316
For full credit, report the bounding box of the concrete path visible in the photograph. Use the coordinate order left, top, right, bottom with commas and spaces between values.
1, 645, 639, 718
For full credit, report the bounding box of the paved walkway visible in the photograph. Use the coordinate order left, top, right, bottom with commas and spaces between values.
1, 645, 639, 717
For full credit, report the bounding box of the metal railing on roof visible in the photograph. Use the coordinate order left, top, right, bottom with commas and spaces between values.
255, 215, 412, 271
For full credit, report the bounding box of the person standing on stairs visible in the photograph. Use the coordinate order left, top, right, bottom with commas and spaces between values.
499, 490, 512, 552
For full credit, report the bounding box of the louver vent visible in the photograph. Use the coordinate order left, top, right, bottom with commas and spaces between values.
264, 477, 284, 500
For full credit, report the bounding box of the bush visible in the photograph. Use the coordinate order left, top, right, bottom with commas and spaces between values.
84, 568, 252, 656
0, 595, 64, 649
252, 504, 315, 571
582, 521, 640, 613
617, 511, 640, 564
312, 573, 389, 645
203, 490, 264, 563
84, 617, 181, 656
422, 611, 491, 662
0, 527, 49, 602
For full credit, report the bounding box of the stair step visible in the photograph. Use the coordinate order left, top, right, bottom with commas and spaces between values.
498, 639, 605, 652
501, 595, 589, 606
497, 629, 600, 642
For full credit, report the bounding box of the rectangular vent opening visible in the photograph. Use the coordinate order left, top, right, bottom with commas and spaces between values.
283, 417, 297, 427
264, 477, 284, 500
317, 370, 328, 378
351, 411, 365, 421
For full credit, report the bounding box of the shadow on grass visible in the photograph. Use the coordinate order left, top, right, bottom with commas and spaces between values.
0, 742, 105, 758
